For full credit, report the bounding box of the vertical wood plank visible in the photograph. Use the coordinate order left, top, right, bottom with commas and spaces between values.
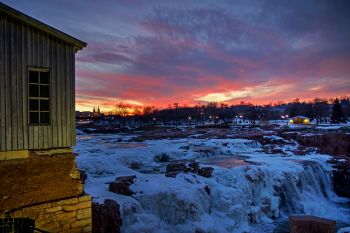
33, 29, 39, 150
28, 25, 33, 149
10, 19, 18, 151
51, 36, 58, 148
16, 21, 23, 150
71, 47, 76, 146
22, 23, 28, 150
0, 15, 5, 151
66, 43, 71, 147
57, 40, 62, 148
43, 32, 49, 149
5, 17, 12, 151
61, 42, 66, 147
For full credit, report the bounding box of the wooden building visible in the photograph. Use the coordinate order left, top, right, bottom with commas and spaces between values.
289, 116, 311, 125
0, 2, 86, 158
0, 3, 92, 232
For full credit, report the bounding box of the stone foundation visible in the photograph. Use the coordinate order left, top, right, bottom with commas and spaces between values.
0, 152, 92, 232
0, 152, 83, 212
2, 195, 92, 233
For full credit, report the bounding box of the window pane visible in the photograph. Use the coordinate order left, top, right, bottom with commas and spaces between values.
40, 71, 50, 84
40, 85, 50, 98
29, 112, 39, 124
40, 100, 50, 111
40, 112, 50, 124
29, 84, 39, 97
29, 71, 39, 83
29, 99, 39, 111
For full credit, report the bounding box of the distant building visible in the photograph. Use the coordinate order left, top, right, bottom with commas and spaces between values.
76, 111, 94, 118
0, 3, 92, 232
289, 116, 310, 124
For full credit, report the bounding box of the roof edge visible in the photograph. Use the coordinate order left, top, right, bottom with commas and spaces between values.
0, 2, 87, 51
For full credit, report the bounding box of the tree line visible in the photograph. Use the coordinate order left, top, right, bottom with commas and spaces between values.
102, 97, 350, 125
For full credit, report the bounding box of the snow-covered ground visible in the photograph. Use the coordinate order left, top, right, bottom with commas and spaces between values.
75, 130, 350, 233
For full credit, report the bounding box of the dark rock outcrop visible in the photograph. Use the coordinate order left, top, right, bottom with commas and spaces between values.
79, 169, 87, 184
165, 160, 213, 178
284, 132, 350, 157
154, 153, 171, 162
330, 159, 350, 198
109, 175, 136, 196
92, 199, 122, 233
198, 167, 214, 178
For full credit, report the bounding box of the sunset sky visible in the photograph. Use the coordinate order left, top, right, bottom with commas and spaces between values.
4, 0, 350, 111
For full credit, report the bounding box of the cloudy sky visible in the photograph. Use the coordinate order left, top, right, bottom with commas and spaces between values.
4, 0, 350, 111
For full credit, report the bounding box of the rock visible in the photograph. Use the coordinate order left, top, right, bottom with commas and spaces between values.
188, 162, 199, 173
195, 229, 207, 233
165, 160, 213, 178
294, 133, 350, 157
328, 158, 350, 198
109, 175, 136, 196
166, 161, 187, 173
154, 153, 171, 162
165, 171, 179, 178
338, 227, 350, 233
289, 215, 336, 233
79, 169, 87, 184
204, 185, 210, 195
270, 148, 287, 155
198, 167, 214, 178
332, 168, 350, 198
92, 199, 122, 233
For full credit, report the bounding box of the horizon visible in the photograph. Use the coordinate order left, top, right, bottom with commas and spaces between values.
4, 0, 350, 111
79, 95, 349, 114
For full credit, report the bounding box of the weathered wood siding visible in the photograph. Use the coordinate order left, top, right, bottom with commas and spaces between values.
0, 14, 76, 151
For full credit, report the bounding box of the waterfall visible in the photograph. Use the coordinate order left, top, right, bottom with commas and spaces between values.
121, 160, 349, 233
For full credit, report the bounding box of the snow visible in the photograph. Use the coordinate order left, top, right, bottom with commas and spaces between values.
338, 227, 350, 233
75, 132, 350, 233
263, 135, 284, 140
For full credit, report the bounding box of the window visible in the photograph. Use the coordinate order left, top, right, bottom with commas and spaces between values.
28, 69, 50, 124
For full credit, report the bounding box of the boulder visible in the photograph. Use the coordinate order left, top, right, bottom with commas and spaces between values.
165, 161, 189, 177
79, 169, 87, 184
289, 215, 336, 233
92, 199, 122, 233
198, 167, 214, 178
154, 153, 171, 163
188, 162, 199, 173
109, 175, 136, 196
332, 167, 350, 198
165, 161, 213, 178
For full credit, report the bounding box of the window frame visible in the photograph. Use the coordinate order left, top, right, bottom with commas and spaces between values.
28, 67, 51, 125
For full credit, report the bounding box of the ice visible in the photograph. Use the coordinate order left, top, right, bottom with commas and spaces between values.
75, 133, 350, 233
338, 227, 350, 233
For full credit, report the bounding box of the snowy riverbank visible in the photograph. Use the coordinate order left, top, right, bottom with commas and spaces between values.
75, 130, 350, 233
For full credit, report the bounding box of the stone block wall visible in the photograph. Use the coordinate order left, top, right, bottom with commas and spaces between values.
2, 195, 92, 233
0, 152, 83, 212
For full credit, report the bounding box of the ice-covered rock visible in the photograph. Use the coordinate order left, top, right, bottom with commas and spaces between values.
92, 199, 122, 233
109, 175, 136, 196
338, 227, 350, 233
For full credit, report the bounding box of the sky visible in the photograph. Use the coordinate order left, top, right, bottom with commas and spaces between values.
4, 0, 350, 111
